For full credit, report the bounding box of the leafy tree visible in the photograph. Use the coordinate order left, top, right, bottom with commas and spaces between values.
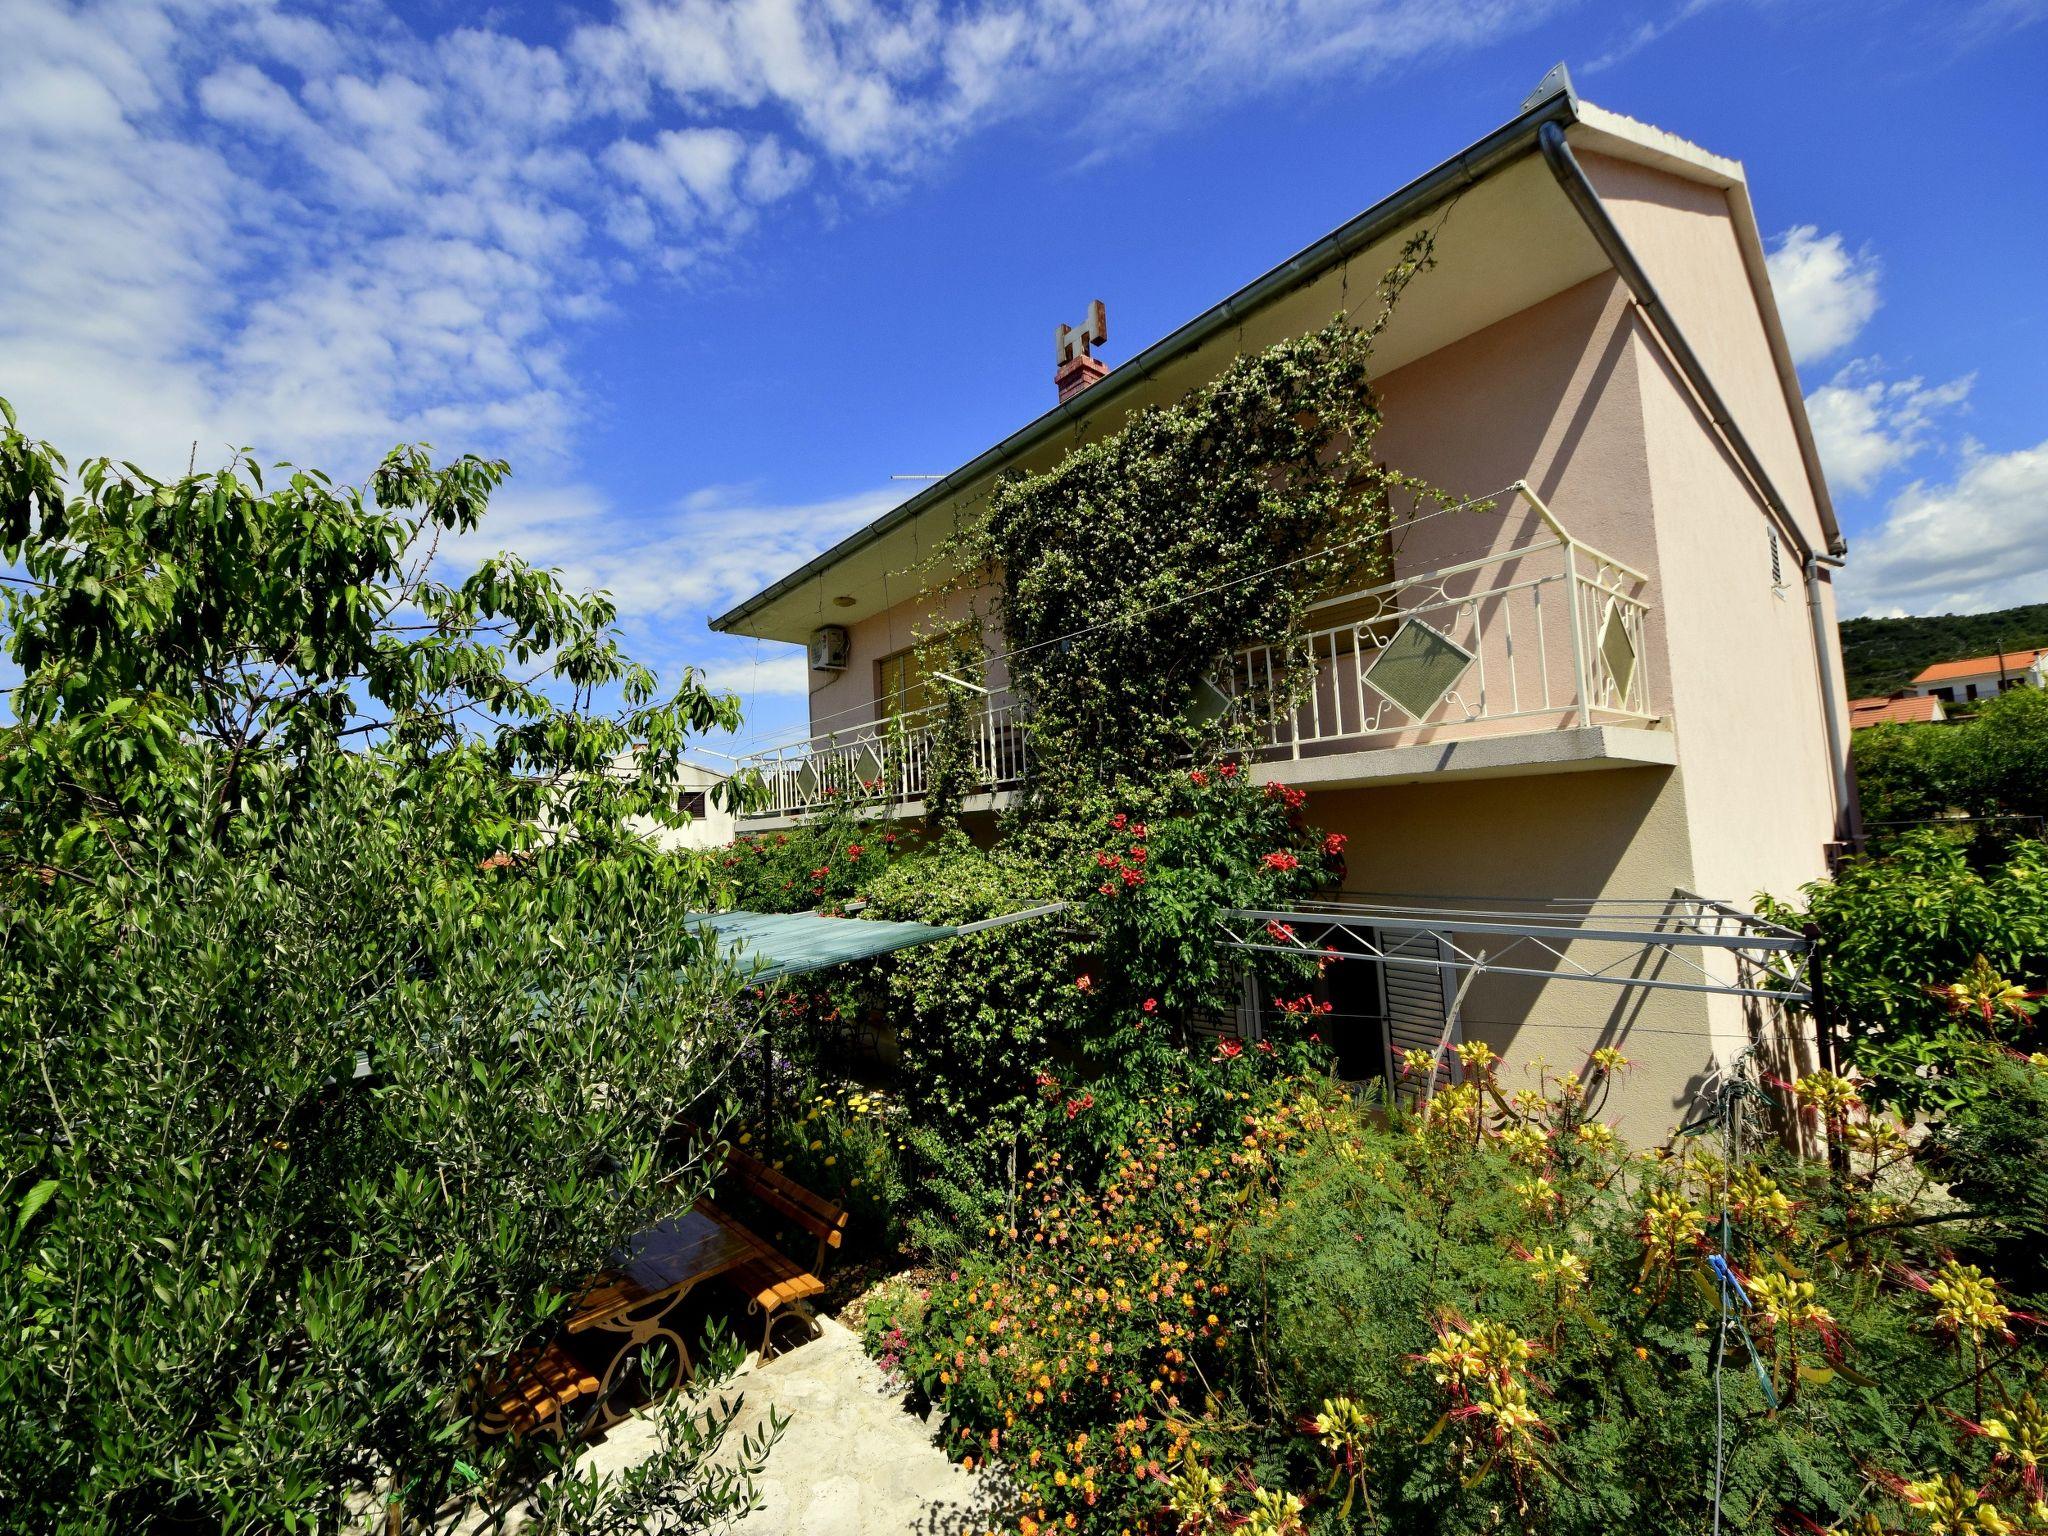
1760, 831, 2048, 1115
1853, 686, 2048, 834
0, 402, 771, 1531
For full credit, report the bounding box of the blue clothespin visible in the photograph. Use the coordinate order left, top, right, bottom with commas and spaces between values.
1707, 1253, 1749, 1308
1707, 1253, 1778, 1409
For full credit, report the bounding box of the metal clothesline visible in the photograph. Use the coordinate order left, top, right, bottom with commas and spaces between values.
1217, 891, 1812, 1006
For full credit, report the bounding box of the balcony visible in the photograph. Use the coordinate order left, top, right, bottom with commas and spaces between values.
733, 506, 1668, 825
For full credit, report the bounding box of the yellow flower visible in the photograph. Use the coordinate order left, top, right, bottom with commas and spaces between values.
1574, 1121, 1616, 1152
1524, 1244, 1587, 1293
1929, 1261, 2008, 1343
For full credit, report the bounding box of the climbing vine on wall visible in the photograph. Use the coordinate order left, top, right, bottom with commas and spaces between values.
946, 234, 1445, 813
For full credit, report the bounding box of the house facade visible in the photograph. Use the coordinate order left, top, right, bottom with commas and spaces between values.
1908, 649, 2047, 705
614, 753, 738, 852
710, 76, 1852, 1129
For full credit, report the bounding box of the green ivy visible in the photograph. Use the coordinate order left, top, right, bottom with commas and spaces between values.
945, 240, 1444, 812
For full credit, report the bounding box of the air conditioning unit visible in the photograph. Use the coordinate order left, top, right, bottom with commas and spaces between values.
808, 625, 850, 671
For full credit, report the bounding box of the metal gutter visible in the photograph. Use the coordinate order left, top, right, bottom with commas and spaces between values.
1538, 121, 1857, 843
709, 86, 1584, 635
1537, 121, 1813, 564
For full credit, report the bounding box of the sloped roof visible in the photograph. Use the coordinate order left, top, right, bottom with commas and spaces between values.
1848, 694, 1944, 728
1912, 649, 2047, 685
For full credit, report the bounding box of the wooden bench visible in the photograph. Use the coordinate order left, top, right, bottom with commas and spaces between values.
703, 1142, 849, 1360
478, 1340, 601, 1440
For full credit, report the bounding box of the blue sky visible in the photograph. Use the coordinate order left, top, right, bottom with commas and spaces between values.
3, 0, 2044, 753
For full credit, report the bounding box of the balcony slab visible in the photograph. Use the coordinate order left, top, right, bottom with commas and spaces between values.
1245, 723, 1675, 791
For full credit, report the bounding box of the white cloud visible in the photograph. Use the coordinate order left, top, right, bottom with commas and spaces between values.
701, 653, 812, 696
1807, 362, 1973, 496
1765, 225, 1882, 367
463, 479, 912, 621
1839, 439, 2048, 616
1, 0, 1565, 488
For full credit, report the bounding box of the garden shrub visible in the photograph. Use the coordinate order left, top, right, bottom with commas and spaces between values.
1853, 686, 2048, 833
1055, 765, 1341, 1141
869, 1057, 2048, 1535
1921, 1051, 2048, 1289
856, 834, 1086, 1257
1762, 832, 2048, 1115
719, 797, 919, 913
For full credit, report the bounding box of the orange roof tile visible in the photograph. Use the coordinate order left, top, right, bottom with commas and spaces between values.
1911, 648, 2047, 685
1848, 694, 1944, 728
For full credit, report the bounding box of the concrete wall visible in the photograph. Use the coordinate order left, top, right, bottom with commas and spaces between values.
1308, 766, 1713, 1127
804, 582, 1005, 740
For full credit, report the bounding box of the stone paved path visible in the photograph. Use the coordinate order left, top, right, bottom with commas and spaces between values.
579, 1317, 1006, 1536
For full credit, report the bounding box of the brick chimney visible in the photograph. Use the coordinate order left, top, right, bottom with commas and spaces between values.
1054, 299, 1108, 402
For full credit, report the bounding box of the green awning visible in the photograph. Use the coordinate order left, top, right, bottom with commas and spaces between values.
682, 910, 960, 981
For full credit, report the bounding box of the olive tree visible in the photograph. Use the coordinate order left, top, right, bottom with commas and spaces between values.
0, 402, 770, 1531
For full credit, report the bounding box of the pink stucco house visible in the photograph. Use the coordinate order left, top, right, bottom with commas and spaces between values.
710, 73, 1851, 1128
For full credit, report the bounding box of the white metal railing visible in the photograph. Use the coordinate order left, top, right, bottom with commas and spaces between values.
733, 491, 1656, 820
736, 697, 1027, 821
1226, 516, 1654, 758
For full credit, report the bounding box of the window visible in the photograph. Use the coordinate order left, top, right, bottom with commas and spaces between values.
1932, 687, 1955, 703
1966, 683, 1980, 702
679, 790, 709, 817
1768, 527, 1785, 589
876, 645, 933, 721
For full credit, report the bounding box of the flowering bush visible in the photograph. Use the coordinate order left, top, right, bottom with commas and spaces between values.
1058, 768, 1340, 1145
719, 796, 917, 914
868, 1061, 2048, 1534
1761, 832, 2047, 1117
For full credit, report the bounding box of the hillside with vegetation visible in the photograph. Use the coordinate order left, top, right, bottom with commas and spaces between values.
1840, 601, 2048, 696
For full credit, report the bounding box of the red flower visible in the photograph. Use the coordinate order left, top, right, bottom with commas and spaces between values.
1130, 846, 1148, 862
882, 832, 898, 844
1131, 822, 1149, 840
1119, 867, 1144, 885
1189, 769, 1209, 786
1142, 998, 1158, 1013
1322, 832, 1348, 856
846, 844, 864, 860
1219, 761, 1240, 778
1110, 813, 1128, 830
1065, 1093, 1095, 1119
1215, 1040, 1244, 1060
1075, 974, 1094, 992
1099, 881, 1118, 896
1262, 850, 1300, 871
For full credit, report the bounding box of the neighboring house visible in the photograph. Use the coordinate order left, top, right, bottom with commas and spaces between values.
1848, 693, 1947, 729
1908, 648, 2048, 705
612, 752, 737, 852
709, 72, 1852, 1128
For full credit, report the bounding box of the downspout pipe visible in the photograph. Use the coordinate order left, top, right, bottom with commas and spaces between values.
1538, 120, 1858, 846
1806, 553, 1859, 848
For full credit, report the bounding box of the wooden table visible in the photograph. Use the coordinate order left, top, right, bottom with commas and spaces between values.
568, 1206, 757, 1427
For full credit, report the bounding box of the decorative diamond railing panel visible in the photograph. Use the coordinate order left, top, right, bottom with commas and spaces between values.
1360, 618, 1476, 721
1598, 598, 1638, 704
